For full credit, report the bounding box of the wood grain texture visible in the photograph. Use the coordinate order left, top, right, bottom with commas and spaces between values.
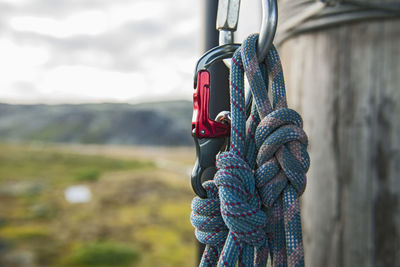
278, 16, 400, 267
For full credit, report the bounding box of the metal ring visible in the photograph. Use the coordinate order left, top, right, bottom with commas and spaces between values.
217, 0, 278, 62
257, 0, 278, 62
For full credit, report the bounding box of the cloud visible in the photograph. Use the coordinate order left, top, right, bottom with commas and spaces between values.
0, 0, 202, 103
10, 11, 111, 38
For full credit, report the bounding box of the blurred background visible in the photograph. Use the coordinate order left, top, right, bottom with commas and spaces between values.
0, 0, 399, 267
0, 0, 203, 266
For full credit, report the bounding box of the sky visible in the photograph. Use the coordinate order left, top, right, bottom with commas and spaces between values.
0, 0, 202, 104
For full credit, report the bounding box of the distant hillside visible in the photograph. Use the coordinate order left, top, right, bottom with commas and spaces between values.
0, 101, 193, 146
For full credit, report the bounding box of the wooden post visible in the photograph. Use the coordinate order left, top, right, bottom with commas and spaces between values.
279, 6, 400, 267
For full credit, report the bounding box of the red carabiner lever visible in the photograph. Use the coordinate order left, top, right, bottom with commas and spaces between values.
192, 70, 230, 139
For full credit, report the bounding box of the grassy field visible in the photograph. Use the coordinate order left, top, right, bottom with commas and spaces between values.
0, 143, 197, 267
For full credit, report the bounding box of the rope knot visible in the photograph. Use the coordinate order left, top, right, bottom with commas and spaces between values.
254, 108, 310, 207
191, 181, 228, 246
214, 152, 267, 247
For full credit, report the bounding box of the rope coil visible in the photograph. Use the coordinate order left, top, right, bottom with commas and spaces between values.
276, 0, 400, 45
191, 33, 310, 266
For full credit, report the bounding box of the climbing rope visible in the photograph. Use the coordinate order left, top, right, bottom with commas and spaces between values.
191, 33, 310, 266
276, 0, 400, 45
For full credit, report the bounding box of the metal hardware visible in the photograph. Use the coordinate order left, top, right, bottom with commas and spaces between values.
215, 111, 231, 125
191, 135, 226, 199
194, 44, 240, 88
192, 70, 230, 139
216, 0, 278, 62
217, 0, 241, 31
258, 0, 278, 62
191, 45, 239, 198
217, 0, 241, 47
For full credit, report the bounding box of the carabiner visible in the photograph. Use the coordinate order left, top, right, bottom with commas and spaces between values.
217, 0, 278, 62
191, 44, 240, 198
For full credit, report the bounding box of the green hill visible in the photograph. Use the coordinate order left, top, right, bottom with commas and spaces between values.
0, 101, 193, 146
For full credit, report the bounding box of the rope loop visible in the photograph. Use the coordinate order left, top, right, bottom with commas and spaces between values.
191, 181, 228, 246
214, 152, 266, 247
191, 181, 228, 266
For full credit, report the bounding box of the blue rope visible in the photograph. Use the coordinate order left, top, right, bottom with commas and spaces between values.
191, 33, 310, 267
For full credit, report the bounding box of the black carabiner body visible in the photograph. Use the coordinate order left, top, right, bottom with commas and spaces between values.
191, 44, 239, 198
